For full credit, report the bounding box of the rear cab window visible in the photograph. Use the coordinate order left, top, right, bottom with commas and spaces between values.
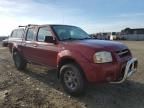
11, 29, 24, 38
17, 29, 24, 38
11, 30, 17, 37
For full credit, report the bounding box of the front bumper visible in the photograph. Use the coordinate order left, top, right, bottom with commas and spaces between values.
110, 58, 138, 84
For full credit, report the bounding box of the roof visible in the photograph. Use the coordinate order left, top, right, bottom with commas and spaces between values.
19, 24, 76, 27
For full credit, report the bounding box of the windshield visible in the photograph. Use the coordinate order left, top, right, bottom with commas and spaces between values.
52, 25, 91, 41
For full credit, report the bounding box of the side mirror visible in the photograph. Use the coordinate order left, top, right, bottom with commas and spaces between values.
44, 36, 56, 43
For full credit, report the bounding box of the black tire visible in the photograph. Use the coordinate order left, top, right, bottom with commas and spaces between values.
60, 63, 85, 96
13, 51, 27, 70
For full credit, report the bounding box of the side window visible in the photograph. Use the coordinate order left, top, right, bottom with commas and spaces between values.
37, 27, 53, 42
17, 29, 24, 38
26, 28, 35, 41
11, 30, 17, 37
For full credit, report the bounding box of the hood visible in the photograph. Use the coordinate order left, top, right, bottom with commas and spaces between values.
65, 39, 128, 52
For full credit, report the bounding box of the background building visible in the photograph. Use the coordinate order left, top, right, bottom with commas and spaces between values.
121, 28, 144, 41
0, 36, 8, 41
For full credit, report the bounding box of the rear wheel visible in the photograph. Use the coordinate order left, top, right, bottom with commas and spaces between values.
60, 63, 85, 96
13, 51, 27, 70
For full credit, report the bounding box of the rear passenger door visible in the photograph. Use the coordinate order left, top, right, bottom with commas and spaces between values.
22, 27, 38, 62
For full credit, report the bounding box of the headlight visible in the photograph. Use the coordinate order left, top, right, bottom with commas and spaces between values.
93, 51, 112, 63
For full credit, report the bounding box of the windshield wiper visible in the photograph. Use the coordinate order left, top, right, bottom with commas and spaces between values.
77, 37, 92, 40
62, 37, 92, 41
62, 37, 78, 41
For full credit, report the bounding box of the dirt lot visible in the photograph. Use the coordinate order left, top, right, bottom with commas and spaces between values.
0, 41, 144, 108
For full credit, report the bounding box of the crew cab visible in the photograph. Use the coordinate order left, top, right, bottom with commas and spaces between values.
8, 24, 138, 96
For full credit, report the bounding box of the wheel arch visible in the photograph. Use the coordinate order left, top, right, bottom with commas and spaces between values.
57, 56, 87, 82
12, 45, 22, 56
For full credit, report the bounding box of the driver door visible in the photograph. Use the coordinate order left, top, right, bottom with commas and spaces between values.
32, 26, 58, 67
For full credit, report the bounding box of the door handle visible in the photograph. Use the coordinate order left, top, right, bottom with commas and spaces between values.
33, 44, 38, 47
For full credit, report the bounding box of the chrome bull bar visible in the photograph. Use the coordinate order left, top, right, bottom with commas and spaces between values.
110, 58, 138, 84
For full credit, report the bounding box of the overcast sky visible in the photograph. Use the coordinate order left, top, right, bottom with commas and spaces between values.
0, 0, 144, 36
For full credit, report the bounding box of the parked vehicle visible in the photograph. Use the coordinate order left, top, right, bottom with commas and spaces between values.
8, 24, 138, 96
2, 38, 8, 47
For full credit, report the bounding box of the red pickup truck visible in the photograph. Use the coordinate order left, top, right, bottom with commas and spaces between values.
8, 24, 138, 95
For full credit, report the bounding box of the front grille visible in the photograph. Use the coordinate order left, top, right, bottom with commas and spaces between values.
116, 49, 130, 58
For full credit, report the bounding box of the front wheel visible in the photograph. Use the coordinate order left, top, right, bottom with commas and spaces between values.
60, 63, 85, 96
13, 51, 27, 70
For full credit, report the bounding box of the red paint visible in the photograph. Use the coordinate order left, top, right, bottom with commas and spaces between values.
8, 25, 133, 83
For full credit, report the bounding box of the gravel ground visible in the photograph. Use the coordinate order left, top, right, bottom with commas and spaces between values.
0, 41, 144, 108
